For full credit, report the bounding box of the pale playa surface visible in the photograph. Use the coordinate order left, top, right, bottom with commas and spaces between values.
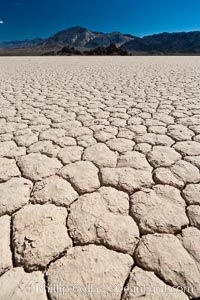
0, 56, 200, 299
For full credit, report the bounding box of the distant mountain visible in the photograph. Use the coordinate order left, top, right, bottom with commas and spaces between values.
0, 26, 135, 50
43, 26, 96, 47
43, 26, 135, 48
120, 31, 200, 53
1, 27, 200, 54
0, 38, 44, 49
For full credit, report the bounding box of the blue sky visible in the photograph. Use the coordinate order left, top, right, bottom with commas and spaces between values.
0, 0, 200, 41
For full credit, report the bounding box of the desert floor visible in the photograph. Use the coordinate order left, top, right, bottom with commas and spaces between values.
0, 57, 200, 300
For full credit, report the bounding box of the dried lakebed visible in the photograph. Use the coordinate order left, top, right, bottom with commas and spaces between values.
0, 56, 200, 300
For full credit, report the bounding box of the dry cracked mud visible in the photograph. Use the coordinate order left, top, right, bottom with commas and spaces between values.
0, 56, 200, 300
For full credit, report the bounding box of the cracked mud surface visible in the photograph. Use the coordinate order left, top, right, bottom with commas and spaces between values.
0, 56, 200, 299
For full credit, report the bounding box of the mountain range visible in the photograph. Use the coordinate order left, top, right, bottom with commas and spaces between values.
0, 38, 43, 49
120, 31, 200, 54
0, 26, 200, 54
0, 26, 135, 49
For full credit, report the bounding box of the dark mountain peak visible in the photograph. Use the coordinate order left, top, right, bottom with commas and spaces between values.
65, 26, 88, 32
121, 30, 200, 54
46, 26, 90, 39
43, 26, 95, 47
42, 26, 135, 48
69, 25, 86, 29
